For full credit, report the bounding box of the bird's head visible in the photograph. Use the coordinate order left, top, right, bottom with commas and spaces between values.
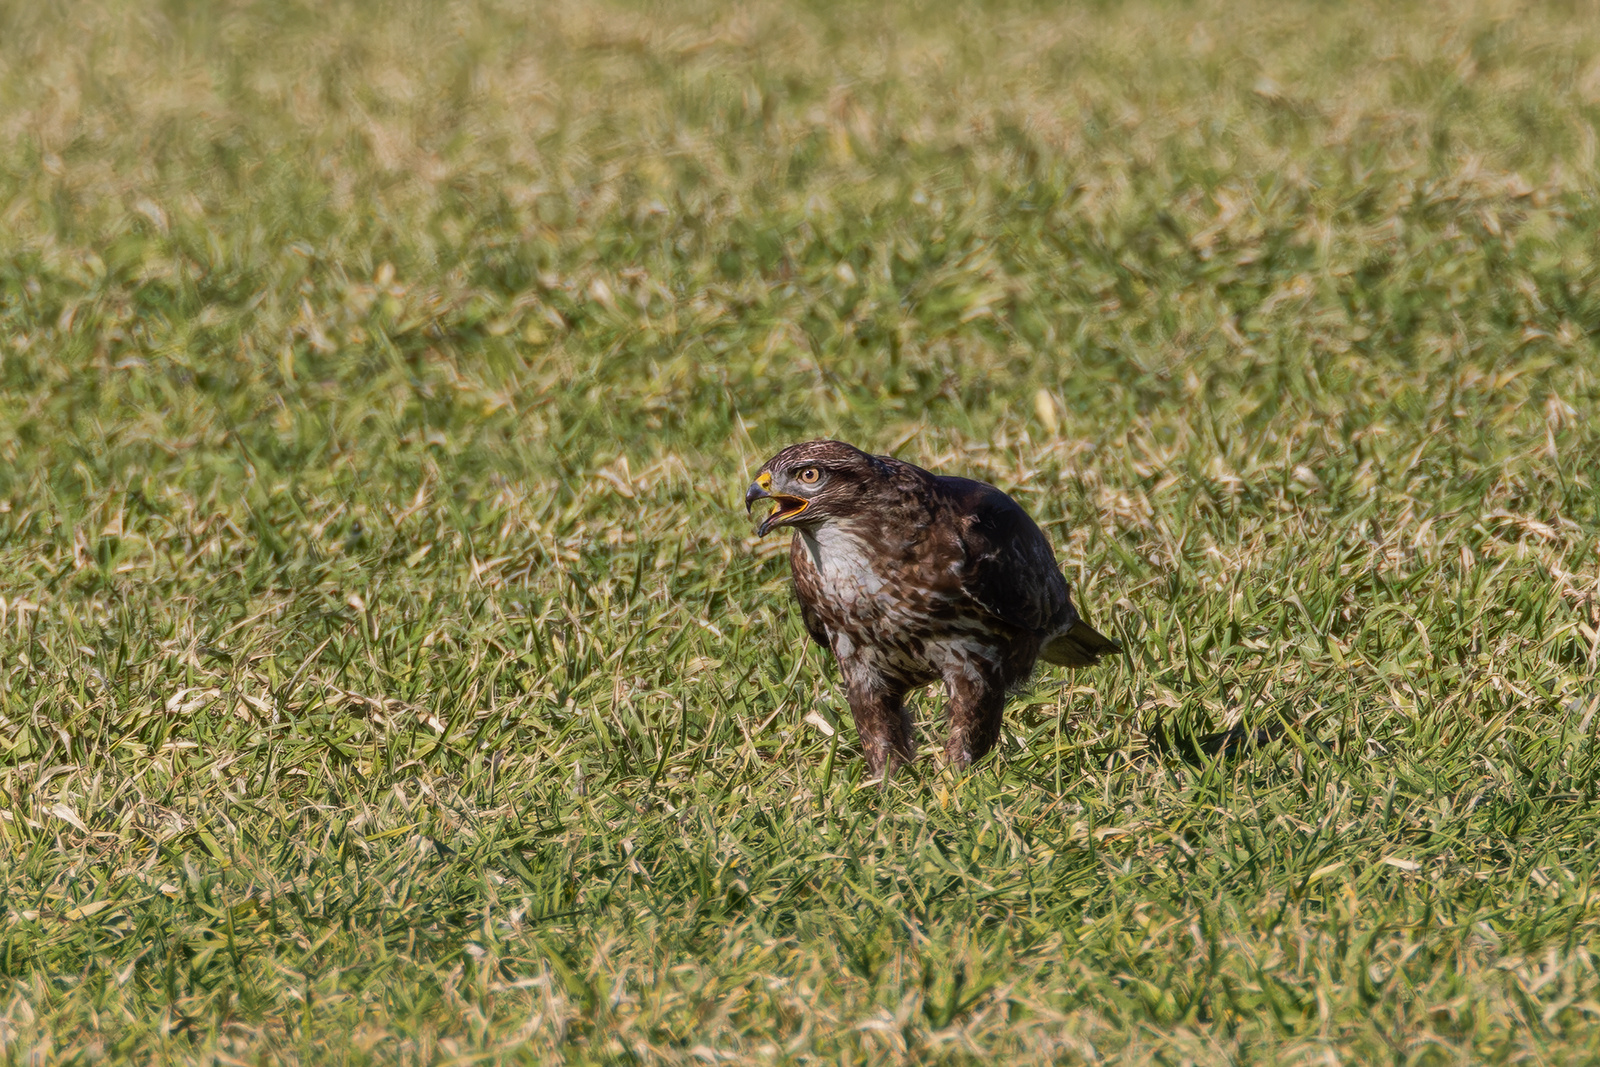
745, 440, 885, 536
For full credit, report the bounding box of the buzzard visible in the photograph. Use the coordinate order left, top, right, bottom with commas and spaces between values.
745, 440, 1120, 777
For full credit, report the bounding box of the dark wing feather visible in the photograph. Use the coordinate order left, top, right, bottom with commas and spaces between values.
938, 476, 1071, 635
789, 533, 831, 649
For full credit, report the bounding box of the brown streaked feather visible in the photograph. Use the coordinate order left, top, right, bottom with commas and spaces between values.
789, 535, 831, 649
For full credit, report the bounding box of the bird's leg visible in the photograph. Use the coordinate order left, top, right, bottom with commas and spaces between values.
843, 679, 916, 779
942, 665, 1006, 768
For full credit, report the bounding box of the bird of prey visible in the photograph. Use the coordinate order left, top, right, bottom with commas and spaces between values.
745, 440, 1120, 778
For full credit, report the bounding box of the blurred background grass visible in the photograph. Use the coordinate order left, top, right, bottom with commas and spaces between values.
3, 0, 1600, 1062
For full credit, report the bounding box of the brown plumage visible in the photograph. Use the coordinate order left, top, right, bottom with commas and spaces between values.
745, 440, 1121, 777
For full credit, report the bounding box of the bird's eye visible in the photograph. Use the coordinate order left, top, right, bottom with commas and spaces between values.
797, 467, 821, 485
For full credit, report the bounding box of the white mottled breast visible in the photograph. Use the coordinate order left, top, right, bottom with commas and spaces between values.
798, 523, 1001, 686
799, 524, 891, 611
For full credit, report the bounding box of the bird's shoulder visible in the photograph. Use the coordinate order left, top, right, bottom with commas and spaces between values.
929, 475, 1047, 550
930, 474, 1023, 521
929, 474, 1070, 635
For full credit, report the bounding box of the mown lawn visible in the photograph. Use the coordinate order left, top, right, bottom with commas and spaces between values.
3, 0, 1600, 1062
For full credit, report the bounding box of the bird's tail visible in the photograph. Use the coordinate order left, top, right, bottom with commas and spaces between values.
1041, 620, 1122, 667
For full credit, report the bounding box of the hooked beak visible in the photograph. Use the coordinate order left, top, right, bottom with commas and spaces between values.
745, 471, 809, 536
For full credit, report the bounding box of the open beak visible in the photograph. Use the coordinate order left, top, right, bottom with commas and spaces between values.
745, 472, 809, 536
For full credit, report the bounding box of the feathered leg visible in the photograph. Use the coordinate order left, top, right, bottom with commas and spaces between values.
942, 666, 1006, 768
843, 677, 916, 778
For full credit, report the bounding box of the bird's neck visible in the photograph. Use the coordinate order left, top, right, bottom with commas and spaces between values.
799, 520, 911, 571
800, 519, 860, 554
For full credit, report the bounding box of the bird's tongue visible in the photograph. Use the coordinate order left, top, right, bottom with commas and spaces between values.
769, 495, 807, 520
757, 495, 809, 534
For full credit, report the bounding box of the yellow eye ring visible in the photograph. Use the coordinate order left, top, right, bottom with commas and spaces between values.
797, 467, 821, 484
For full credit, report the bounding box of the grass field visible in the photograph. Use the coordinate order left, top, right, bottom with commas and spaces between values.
3, 0, 1600, 1061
